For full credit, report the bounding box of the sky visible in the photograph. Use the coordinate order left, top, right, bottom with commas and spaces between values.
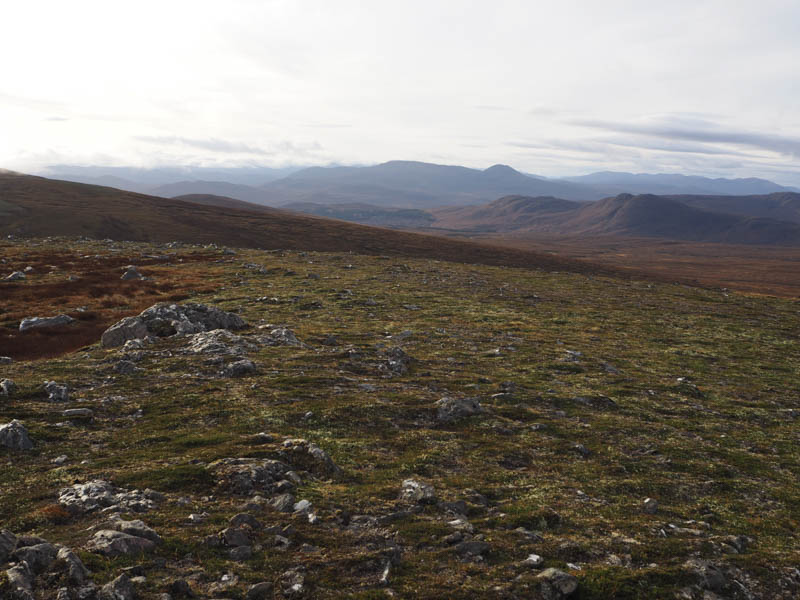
2, 0, 800, 185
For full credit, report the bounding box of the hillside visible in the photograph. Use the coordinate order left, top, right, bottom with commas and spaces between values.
668, 192, 800, 224
283, 202, 436, 228
0, 172, 617, 276
430, 193, 800, 246
149, 180, 277, 205
1, 237, 798, 599
432, 196, 581, 232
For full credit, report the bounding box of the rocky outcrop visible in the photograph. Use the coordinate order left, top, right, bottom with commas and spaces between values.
101, 302, 246, 348
19, 315, 75, 332
435, 397, 482, 423
58, 480, 162, 514
0, 420, 33, 451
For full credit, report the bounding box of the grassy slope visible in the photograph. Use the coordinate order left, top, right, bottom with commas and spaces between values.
1, 237, 798, 599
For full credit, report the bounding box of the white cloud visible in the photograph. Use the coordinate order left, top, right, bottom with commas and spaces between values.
1, 0, 799, 184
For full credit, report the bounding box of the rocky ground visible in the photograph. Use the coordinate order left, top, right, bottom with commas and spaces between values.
0, 237, 799, 599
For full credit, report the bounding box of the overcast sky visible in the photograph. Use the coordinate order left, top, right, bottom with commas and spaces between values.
2, 0, 800, 184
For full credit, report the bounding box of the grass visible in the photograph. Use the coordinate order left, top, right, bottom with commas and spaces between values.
0, 236, 798, 598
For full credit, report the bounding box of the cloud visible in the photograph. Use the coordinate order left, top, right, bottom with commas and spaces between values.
135, 136, 322, 157
570, 116, 800, 158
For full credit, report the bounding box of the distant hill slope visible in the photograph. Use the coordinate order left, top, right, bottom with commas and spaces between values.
431, 193, 800, 245
563, 171, 799, 196
282, 202, 435, 228
0, 172, 616, 275
432, 196, 581, 232
258, 161, 602, 207
172, 193, 278, 213
149, 180, 276, 205
665, 192, 800, 224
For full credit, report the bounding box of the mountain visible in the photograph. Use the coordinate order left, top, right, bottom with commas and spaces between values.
431, 193, 800, 245
258, 160, 601, 207
563, 171, 799, 196
666, 192, 800, 224
0, 171, 610, 275
41, 164, 300, 188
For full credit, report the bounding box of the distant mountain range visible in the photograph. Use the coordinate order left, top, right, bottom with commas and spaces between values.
430, 193, 800, 245
41, 160, 799, 208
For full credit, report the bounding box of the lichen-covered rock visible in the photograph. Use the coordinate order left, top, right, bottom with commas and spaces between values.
87, 530, 156, 557
187, 329, 255, 355
435, 397, 482, 423
400, 479, 436, 504
120, 265, 143, 281
0, 420, 33, 451
4, 271, 26, 282
101, 302, 246, 348
55, 546, 90, 586
19, 314, 75, 332
44, 381, 69, 402
107, 516, 162, 543
58, 480, 161, 514
222, 359, 257, 377
99, 573, 135, 600
209, 458, 293, 496
278, 439, 341, 477
0, 529, 18, 563
535, 568, 579, 599
12, 543, 58, 574
0, 379, 17, 397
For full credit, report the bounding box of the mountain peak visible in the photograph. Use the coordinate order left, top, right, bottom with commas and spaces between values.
484, 164, 519, 175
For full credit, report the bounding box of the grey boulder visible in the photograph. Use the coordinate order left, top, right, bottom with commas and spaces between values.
19, 314, 75, 332
435, 397, 482, 423
101, 302, 246, 348
87, 529, 156, 557
0, 420, 33, 451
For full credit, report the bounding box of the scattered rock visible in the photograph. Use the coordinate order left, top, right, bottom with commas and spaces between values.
246, 581, 274, 600
230, 545, 253, 561
121, 265, 144, 281
229, 513, 262, 529
0, 356, 13, 365
13, 542, 58, 574
101, 302, 246, 348
87, 529, 157, 556
278, 438, 341, 477
0, 420, 33, 451
535, 568, 579, 599
187, 329, 255, 355
63, 408, 94, 419
400, 479, 436, 504
382, 347, 412, 375
19, 314, 75, 332
4, 271, 26, 281
522, 553, 545, 568
100, 573, 135, 600
221, 527, 251, 548
55, 546, 90, 586
270, 493, 296, 513
0, 378, 17, 396
0, 529, 18, 563
108, 516, 162, 543
222, 359, 257, 377
643, 498, 658, 514
435, 397, 482, 423
44, 381, 69, 402
59, 480, 161, 514
208, 458, 293, 496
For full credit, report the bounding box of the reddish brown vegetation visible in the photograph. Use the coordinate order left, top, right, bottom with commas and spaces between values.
0, 248, 219, 360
